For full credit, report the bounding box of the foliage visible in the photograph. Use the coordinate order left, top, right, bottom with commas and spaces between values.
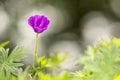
38, 53, 68, 68
37, 71, 71, 80
72, 70, 91, 80
32, 52, 69, 80
0, 41, 9, 48
0, 46, 24, 76
77, 38, 120, 80
114, 75, 120, 80
0, 38, 120, 80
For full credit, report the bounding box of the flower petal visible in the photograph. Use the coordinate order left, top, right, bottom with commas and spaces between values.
28, 16, 35, 27
39, 16, 46, 27
44, 19, 50, 27
34, 27, 45, 33
41, 17, 50, 28
34, 15, 41, 26
37, 16, 44, 27
28, 14, 50, 33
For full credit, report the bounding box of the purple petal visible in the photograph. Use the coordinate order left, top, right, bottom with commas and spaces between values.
44, 19, 50, 27
43, 26, 48, 30
36, 16, 44, 27
40, 17, 47, 27
33, 27, 45, 33
39, 16, 46, 27
28, 14, 50, 33
34, 15, 40, 26
41, 17, 50, 28
28, 16, 35, 27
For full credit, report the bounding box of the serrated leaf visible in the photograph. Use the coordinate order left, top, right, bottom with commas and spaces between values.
78, 38, 120, 80
8, 46, 24, 62
0, 46, 25, 76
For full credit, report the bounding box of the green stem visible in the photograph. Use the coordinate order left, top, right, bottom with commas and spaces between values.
33, 33, 39, 66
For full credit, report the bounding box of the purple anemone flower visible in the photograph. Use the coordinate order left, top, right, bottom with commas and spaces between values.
28, 14, 50, 33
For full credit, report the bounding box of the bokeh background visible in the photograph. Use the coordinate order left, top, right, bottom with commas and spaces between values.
0, 0, 120, 70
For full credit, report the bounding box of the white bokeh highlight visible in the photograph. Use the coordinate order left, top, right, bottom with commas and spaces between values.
0, 6, 9, 35
82, 12, 112, 46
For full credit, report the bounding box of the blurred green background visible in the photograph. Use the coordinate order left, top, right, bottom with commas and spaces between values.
0, 0, 120, 70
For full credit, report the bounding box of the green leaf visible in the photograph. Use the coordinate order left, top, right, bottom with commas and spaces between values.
78, 38, 120, 80
0, 41, 9, 48
49, 53, 68, 67
0, 46, 25, 76
38, 56, 51, 68
8, 46, 25, 62
38, 53, 68, 68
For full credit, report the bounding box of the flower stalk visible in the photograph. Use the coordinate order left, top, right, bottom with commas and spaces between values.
33, 33, 39, 66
